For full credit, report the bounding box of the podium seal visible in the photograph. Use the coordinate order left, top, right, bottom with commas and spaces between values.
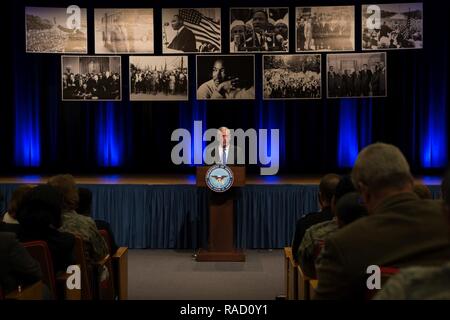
205, 165, 234, 192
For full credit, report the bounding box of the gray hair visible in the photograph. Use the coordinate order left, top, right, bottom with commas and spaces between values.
351, 143, 413, 192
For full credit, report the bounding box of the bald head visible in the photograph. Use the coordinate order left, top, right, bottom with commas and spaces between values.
352, 143, 413, 193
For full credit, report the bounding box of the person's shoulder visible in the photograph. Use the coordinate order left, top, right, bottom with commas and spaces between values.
376, 264, 450, 299
198, 79, 213, 91
326, 215, 372, 246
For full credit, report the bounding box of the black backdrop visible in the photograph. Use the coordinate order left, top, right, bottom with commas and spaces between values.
1, 0, 449, 176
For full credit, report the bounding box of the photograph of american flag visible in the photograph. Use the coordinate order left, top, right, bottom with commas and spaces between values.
178, 8, 221, 51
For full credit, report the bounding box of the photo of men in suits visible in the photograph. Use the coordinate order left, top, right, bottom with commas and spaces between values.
327, 52, 386, 98
229, 8, 289, 52
296, 6, 355, 52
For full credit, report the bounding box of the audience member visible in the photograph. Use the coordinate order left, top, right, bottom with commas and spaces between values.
0, 232, 42, 294
15, 185, 75, 273
374, 168, 450, 299
314, 143, 450, 300
291, 173, 340, 262
48, 175, 108, 264
298, 175, 356, 277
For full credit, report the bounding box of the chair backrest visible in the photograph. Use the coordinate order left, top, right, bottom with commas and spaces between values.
22, 240, 57, 297
99, 229, 113, 254
73, 236, 93, 300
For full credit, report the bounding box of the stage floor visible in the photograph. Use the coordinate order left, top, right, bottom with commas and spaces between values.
0, 174, 443, 185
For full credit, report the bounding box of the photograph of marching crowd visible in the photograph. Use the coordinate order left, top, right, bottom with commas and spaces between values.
130, 56, 188, 101
61, 56, 121, 101
327, 52, 386, 98
296, 6, 355, 52
26, 7, 87, 53
229, 8, 289, 52
94, 8, 154, 53
362, 3, 423, 50
162, 8, 221, 53
263, 55, 321, 99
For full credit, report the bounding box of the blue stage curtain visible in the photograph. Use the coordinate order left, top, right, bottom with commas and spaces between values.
0, 183, 443, 249
236, 185, 319, 248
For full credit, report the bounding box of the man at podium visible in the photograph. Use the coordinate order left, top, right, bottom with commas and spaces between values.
207, 127, 244, 166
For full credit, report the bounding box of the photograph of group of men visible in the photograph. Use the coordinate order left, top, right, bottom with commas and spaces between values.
61, 56, 121, 101
130, 56, 188, 101
230, 8, 289, 53
263, 55, 321, 99
94, 8, 154, 53
296, 6, 355, 52
162, 8, 221, 53
327, 52, 387, 98
26, 6, 87, 53
362, 3, 423, 50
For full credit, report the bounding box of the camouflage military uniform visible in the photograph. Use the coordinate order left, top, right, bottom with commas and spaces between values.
374, 262, 450, 300
59, 210, 109, 263
298, 218, 338, 278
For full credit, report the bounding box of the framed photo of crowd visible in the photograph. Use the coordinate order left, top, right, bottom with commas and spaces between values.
263, 54, 321, 100
129, 56, 189, 101
362, 3, 423, 50
295, 6, 355, 52
229, 7, 289, 53
61, 56, 122, 101
162, 8, 222, 54
25, 6, 88, 53
326, 52, 387, 98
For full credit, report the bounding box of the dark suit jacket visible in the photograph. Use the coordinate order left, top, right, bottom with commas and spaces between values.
0, 232, 42, 294
291, 207, 333, 262
314, 193, 450, 300
168, 27, 197, 52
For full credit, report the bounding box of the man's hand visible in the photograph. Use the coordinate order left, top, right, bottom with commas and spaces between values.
217, 78, 239, 96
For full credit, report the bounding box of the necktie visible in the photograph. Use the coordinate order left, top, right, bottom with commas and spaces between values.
222, 146, 227, 165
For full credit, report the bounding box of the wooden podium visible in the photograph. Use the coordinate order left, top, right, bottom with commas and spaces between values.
196, 166, 246, 262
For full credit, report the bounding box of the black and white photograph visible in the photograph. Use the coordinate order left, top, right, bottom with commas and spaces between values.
296, 6, 355, 52
130, 56, 188, 101
25, 6, 87, 53
196, 55, 255, 100
229, 8, 289, 53
362, 3, 423, 50
61, 56, 121, 101
94, 8, 154, 54
162, 8, 221, 53
263, 55, 321, 100
327, 52, 387, 98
